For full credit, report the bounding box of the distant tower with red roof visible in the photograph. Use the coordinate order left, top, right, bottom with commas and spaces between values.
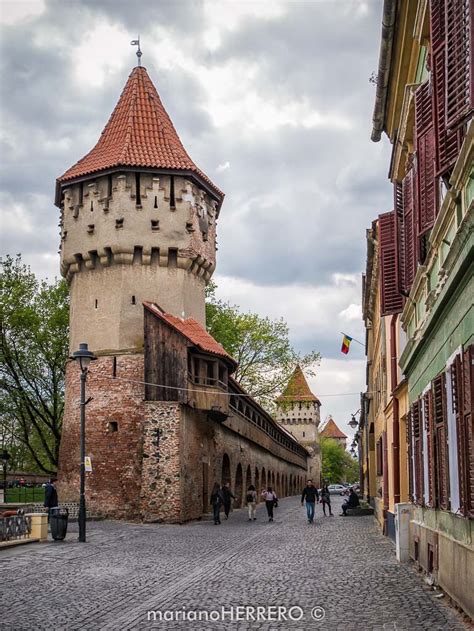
275, 366, 321, 484
320, 416, 348, 450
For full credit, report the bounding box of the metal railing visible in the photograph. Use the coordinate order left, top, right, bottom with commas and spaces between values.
0, 509, 32, 542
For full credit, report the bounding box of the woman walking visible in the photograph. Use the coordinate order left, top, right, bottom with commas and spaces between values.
210, 483, 224, 525
321, 483, 333, 516
246, 485, 257, 521
261, 486, 277, 522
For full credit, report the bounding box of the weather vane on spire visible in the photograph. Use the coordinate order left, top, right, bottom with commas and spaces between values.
130, 37, 142, 66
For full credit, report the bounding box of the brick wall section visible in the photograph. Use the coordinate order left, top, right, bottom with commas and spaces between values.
58, 354, 146, 519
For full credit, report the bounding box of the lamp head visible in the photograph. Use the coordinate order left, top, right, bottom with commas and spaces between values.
71, 343, 97, 372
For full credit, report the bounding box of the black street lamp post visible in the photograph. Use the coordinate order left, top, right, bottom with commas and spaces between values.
71, 343, 97, 543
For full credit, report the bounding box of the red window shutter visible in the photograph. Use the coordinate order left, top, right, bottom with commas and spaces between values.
424, 390, 436, 507
451, 355, 467, 514
414, 85, 438, 237
445, 0, 473, 130
462, 345, 474, 517
430, 0, 446, 53
412, 400, 424, 505
394, 181, 406, 297
379, 211, 404, 315
432, 374, 450, 509
402, 170, 416, 292
430, 2, 465, 175
407, 409, 414, 502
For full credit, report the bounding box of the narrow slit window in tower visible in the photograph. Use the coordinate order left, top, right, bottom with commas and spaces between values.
131, 295, 136, 305
169, 176, 175, 209
107, 174, 113, 198
90, 201, 94, 211
135, 172, 141, 206
95, 299, 98, 309
168, 248, 178, 268
112, 356, 117, 377
154, 195, 158, 209
78, 182, 84, 206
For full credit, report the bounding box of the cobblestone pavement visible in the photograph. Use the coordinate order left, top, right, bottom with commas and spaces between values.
0, 496, 469, 630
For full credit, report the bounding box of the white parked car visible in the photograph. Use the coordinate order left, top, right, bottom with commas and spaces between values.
327, 484, 347, 495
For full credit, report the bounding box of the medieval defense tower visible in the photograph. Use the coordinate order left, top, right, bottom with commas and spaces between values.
275, 366, 321, 484
56, 63, 224, 518
56, 65, 223, 354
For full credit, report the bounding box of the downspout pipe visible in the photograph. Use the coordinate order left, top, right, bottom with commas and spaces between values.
371, 0, 397, 142
391, 314, 401, 505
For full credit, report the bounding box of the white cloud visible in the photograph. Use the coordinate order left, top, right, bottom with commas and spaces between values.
339, 303, 362, 320
216, 161, 231, 172
0, 0, 45, 25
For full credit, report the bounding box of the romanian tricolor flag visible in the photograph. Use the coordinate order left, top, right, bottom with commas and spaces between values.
341, 334, 352, 355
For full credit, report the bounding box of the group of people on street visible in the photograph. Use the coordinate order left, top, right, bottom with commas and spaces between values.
210, 482, 278, 524
211, 478, 360, 524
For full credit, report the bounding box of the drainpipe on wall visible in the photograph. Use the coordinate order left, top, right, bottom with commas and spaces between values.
371, 0, 397, 142
383, 430, 389, 535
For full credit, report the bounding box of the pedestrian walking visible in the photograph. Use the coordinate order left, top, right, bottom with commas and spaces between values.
222, 482, 235, 519
210, 482, 224, 525
246, 485, 257, 521
261, 486, 277, 522
44, 477, 59, 522
320, 483, 333, 516
301, 479, 319, 523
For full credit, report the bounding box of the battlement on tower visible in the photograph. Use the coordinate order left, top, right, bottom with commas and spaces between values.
59, 172, 218, 283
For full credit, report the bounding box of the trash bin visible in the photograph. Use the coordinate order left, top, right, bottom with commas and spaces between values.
50, 507, 68, 541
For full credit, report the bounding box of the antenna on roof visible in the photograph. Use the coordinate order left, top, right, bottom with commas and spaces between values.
130, 37, 142, 66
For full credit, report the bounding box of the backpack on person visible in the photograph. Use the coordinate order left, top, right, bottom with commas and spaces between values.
246, 492, 254, 503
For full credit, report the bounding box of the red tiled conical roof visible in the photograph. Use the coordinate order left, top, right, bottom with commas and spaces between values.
320, 417, 347, 439
276, 365, 320, 404
57, 66, 223, 198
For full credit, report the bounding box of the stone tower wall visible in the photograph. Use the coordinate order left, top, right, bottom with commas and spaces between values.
60, 172, 218, 352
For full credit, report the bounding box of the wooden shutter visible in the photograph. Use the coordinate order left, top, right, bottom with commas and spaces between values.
451, 355, 467, 514
413, 400, 424, 505
445, 0, 473, 130
415, 82, 438, 237
402, 170, 416, 292
462, 345, 474, 516
407, 409, 414, 502
394, 181, 406, 296
430, 1, 465, 175
432, 374, 450, 509
379, 211, 404, 315
424, 390, 436, 507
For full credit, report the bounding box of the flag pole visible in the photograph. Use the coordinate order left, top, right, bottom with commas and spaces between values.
340, 332, 365, 347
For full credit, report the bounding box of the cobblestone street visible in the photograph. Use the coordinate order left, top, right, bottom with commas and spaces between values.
0, 496, 468, 630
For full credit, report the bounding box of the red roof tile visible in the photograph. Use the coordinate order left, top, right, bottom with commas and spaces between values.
144, 302, 236, 367
58, 66, 223, 198
320, 417, 347, 439
276, 365, 320, 404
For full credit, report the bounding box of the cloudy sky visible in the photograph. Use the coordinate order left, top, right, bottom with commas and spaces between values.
0, 0, 392, 441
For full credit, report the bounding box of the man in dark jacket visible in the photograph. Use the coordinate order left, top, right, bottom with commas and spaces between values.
44, 477, 59, 521
340, 488, 360, 515
301, 480, 319, 523
222, 482, 235, 519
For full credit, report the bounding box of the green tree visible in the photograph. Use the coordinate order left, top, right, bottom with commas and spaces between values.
205, 282, 320, 408
320, 436, 359, 484
0, 255, 69, 474
320, 437, 347, 483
